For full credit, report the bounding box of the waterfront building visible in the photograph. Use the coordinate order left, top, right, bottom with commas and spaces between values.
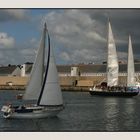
0, 63, 140, 87
0, 63, 140, 77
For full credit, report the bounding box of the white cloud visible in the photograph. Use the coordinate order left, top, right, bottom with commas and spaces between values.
43, 10, 108, 64
59, 52, 71, 62
86, 31, 105, 42
0, 32, 15, 48
30, 38, 37, 44
0, 33, 39, 65
20, 48, 35, 56
117, 51, 128, 62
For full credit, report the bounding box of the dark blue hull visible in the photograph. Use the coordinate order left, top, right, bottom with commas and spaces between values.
89, 90, 139, 97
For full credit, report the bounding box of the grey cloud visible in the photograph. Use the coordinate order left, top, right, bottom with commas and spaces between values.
0, 47, 33, 65
0, 9, 29, 22
43, 10, 110, 64
42, 9, 140, 64
2, 9, 140, 65
0, 36, 39, 65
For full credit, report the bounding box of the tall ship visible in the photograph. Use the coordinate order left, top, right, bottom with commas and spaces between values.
89, 21, 139, 97
1, 23, 64, 118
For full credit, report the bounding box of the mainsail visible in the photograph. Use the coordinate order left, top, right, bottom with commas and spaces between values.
23, 24, 46, 100
107, 21, 119, 87
127, 35, 135, 86
37, 30, 63, 106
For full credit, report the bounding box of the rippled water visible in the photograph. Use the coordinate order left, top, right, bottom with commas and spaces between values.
0, 90, 140, 131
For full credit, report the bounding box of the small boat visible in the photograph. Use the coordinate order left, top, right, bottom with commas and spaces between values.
89, 20, 139, 97
16, 94, 23, 100
1, 23, 64, 119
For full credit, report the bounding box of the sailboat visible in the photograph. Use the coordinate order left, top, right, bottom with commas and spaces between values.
127, 35, 140, 92
1, 23, 64, 118
89, 21, 139, 97
127, 35, 135, 87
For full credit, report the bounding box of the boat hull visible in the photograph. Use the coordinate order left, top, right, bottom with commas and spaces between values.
89, 90, 139, 97
2, 106, 64, 119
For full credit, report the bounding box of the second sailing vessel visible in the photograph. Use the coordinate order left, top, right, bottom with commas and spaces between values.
89, 21, 139, 97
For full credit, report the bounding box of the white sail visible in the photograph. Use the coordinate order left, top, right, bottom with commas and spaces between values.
23, 24, 46, 100
127, 35, 135, 86
107, 21, 119, 87
37, 33, 63, 106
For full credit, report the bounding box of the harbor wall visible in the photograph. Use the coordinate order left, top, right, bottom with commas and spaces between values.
0, 76, 28, 86
0, 75, 130, 91
0, 76, 105, 86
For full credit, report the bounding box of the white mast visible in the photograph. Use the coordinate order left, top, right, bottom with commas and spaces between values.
107, 21, 119, 87
37, 26, 63, 106
127, 35, 135, 86
23, 24, 46, 100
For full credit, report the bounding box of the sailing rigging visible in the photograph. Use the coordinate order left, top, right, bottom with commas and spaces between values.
1, 23, 64, 118
89, 20, 139, 97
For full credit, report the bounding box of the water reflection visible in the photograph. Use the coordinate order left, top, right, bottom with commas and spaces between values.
0, 91, 140, 131
103, 97, 137, 131
103, 97, 120, 131
122, 98, 136, 130
0, 116, 63, 131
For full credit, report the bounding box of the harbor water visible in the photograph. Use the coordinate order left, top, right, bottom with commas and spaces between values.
0, 90, 140, 131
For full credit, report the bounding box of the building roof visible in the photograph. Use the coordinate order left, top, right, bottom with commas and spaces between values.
57, 65, 71, 73
25, 64, 32, 74
0, 63, 140, 76
0, 65, 17, 75
57, 63, 140, 73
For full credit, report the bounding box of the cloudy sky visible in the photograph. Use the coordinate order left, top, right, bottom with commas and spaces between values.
0, 9, 140, 65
